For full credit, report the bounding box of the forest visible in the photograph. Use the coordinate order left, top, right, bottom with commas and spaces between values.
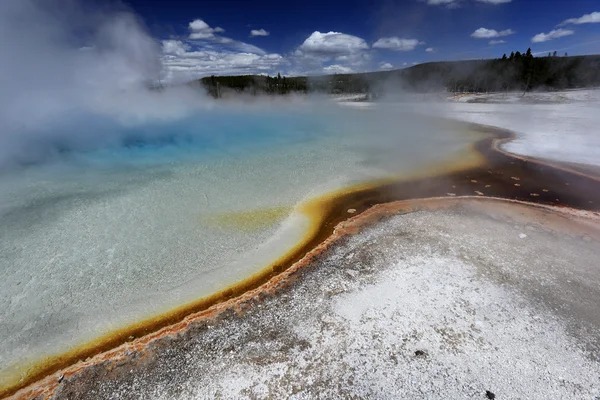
193, 50, 600, 97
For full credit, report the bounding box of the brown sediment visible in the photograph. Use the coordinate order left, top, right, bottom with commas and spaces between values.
6, 123, 600, 399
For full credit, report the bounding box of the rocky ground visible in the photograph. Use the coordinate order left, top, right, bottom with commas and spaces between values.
52, 199, 600, 400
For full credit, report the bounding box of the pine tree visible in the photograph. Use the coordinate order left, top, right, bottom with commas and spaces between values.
502, 53, 507, 60
509, 51, 515, 60
553, 51, 558, 57
525, 48, 532, 58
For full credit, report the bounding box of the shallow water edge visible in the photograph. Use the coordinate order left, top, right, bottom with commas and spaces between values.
5, 123, 600, 399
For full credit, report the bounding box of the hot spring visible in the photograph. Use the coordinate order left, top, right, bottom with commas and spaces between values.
0, 100, 487, 390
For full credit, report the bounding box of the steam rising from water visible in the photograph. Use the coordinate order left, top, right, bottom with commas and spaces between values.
0, 1, 493, 394
0, 0, 214, 167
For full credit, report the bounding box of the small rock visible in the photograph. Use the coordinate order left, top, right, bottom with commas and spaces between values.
519, 233, 527, 239
347, 209, 357, 214
58, 375, 64, 383
485, 390, 496, 399
414, 350, 426, 357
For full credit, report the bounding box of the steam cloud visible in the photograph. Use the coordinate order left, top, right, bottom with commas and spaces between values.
0, 0, 208, 168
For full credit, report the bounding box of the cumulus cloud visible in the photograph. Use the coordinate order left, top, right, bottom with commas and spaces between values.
471, 28, 515, 39
424, 0, 511, 7
425, 47, 434, 52
475, 0, 512, 3
189, 19, 218, 39
162, 39, 285, 81
373, 37, 422, 51
250, 29, 269, 37
164, 18, 287, 79
162, 40, 191, 56
187, 20, 228, 40
323, 64, 354, 74
379, 62, 393, 70
297, 31, 368, 55
189, 19, 210, 31
559, 12, 600, 26
531, 28, 574, 43
489, 40, 506, 45
422, 0, 461, 8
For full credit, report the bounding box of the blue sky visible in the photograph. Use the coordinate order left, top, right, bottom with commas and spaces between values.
123, 0, 600, 79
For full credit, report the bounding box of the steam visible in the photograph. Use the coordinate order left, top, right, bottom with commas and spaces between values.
0, 0, 208, 168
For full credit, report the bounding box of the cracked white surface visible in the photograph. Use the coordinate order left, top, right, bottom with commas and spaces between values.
439, 89, 600, 166
56, 201, 600, 400
167, 204, 600, 399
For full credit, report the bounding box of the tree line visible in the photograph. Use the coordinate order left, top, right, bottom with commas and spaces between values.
194, 51, 600, 97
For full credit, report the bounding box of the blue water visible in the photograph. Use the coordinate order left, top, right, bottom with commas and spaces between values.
6, 107, 336, 173
0, 102, 486, 392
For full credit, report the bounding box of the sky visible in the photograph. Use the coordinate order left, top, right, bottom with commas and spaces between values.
54, 0, 600, 80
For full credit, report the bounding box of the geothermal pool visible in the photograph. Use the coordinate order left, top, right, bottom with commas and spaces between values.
0, 104, 485, 392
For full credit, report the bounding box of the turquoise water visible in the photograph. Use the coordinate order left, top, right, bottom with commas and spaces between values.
0, 102, 482, 388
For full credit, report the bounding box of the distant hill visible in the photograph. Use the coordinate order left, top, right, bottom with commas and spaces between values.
192, 53, 600, 98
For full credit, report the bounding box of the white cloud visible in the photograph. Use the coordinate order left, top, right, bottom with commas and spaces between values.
188, 19, 217, 39
531, 28, 574, 43
189, 19, 210, 31
168, 21, 424, 79
161, 38, 285, 81
292, 31, 371, 75
323, 64, 354, 74
211, 37, 266, 55
162, 40, 191, 56
489, 39, 506, 45
250, 29, 269, 37
475, 0, 512, 4
373, 37, 421, 51
422, 0, 461, 8
298, 31, 368, 55
189, 32, 214, 39
425, 47, 434, 52
559, 12, 600, 26
471, 28, 515, 39
185, 19, 267, 56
